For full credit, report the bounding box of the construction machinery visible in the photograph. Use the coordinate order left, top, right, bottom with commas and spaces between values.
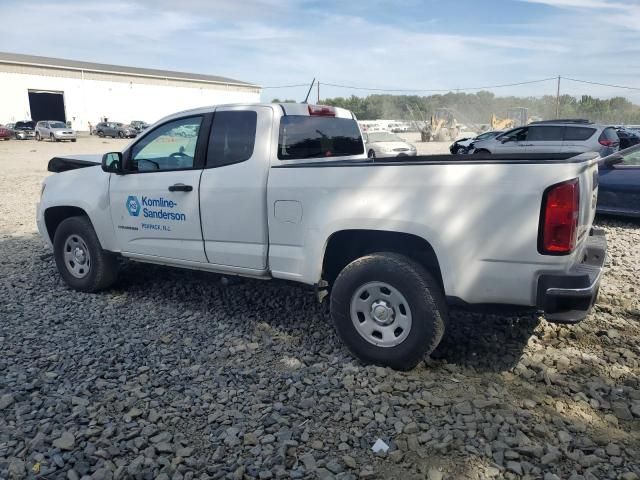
490, 107, 530, 131
421, 108, 459, 142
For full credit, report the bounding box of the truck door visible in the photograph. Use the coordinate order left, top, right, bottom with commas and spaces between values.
199, 106, 272, 271
109, 114, 209, 262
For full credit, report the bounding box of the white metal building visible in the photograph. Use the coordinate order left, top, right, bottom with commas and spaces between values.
0, 52, 261, 131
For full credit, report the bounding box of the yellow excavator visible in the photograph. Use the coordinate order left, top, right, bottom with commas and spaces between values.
490, 107, 530, 131
421, 108, 459, 142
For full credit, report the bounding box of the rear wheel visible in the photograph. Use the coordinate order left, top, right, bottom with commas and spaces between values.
368, 149, 376, 159
97, 130, 104, 138
118, 131, 124, 138
53, 216, 118, 292
330, 252, 447, 370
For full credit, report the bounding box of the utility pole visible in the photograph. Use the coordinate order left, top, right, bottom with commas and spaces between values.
317, 81, 320, 103
555, 76, 561, 118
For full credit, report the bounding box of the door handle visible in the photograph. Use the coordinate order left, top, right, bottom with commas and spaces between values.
168, 183, 193, 192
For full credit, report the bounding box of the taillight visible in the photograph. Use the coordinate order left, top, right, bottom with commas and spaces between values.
308, 104, 336, 116
539, 178, 580, 255
599, 138, 616, 147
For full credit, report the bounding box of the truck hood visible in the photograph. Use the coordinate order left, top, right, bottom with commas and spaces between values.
48, 154, 102, 173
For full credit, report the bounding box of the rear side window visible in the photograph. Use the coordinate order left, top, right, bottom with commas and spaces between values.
599, 127, 619, 143
564, 127, 596, 141
278, 116, 364, 160
207, 111, 257, 167
528, 126, 564, 141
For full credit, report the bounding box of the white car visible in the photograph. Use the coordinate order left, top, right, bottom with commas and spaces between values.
364, 131, 417, 158
38, 103, 606, 370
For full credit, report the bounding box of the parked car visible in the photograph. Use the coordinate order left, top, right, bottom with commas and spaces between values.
95, 122, 137, 138
615, 127, 640, 150
472, 120, 619, 157
38, 103, 606, 370
0, 125, 12, 140
364, 131, 417, 158
5, 122, 15, 131
130, 120, 150, 133
450, 130, 503, 154
597, 144, 640, 217
13, 120, 36, 140
35, 120, 77, 142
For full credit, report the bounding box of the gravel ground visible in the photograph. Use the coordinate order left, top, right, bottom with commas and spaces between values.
1, 137, 639, 480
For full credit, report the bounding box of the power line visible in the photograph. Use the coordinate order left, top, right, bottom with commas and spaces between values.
320, 77, 557, 93
562, 77, 640, 92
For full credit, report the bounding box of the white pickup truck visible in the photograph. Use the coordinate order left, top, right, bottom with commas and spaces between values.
37, 103, 607, 370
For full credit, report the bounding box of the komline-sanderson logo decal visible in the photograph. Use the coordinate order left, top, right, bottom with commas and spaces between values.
126, 194, 187, 221
126, 195, 141, 217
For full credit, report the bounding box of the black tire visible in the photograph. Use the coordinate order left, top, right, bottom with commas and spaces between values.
97, 130, 104, 137
368, 149, 376, 159
53, 216, 118, 292
118, 131, 124, 138
36, 133, 41, 141
71, 139, 77, 142
474, 149, 490, 155
330, 252, 447, 370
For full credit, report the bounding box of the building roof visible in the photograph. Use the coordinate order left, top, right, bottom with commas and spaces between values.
0, 51, 259, 89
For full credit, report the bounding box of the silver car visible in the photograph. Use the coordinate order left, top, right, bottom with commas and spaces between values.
471, 120, 619, 157
35, 120, 77, 142
364, 131, 417, 159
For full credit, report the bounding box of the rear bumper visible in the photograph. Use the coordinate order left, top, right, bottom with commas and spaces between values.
537, 228, 607, 324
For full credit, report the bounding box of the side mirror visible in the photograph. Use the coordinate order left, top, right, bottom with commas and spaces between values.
604, 155, 623, 167
102, 152, 123, 173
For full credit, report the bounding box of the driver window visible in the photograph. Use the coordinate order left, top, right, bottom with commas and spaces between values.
130, 116, 203, 172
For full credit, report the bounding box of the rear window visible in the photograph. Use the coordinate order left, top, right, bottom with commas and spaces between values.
564, 126, 596, 141
599, 127, 619, 143
527, 126, 564, 141
278, 116, 364, 160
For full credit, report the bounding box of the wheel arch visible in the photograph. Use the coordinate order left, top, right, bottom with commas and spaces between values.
44, 206, 92, 244
321, 229, 444, 291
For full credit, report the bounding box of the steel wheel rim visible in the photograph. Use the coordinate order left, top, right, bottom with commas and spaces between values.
350, 281, 412, 348
62, 234, 91, 279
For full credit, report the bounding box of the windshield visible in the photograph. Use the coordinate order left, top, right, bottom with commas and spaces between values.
50, 121, 66, 129
368, 132, 403, 142
476, 131, 500, 140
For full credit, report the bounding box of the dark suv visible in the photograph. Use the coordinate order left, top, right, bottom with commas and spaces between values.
95, 122, 137, 139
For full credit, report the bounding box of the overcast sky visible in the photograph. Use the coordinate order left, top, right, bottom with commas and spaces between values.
1, 0, 639, 102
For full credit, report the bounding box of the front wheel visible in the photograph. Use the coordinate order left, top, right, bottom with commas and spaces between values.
118, 131, 124, 138
53, 216, 119, 292
36, 133, 41, 141
330, 252, 447, 370
368, 149, 376, 159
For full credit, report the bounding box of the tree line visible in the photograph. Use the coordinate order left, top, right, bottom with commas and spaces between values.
273, 92, 640, 125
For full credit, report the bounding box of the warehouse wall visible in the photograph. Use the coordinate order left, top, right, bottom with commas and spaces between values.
0, 65, 261, 130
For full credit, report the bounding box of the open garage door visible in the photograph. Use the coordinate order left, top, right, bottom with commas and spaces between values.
28, 90, 66, 123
